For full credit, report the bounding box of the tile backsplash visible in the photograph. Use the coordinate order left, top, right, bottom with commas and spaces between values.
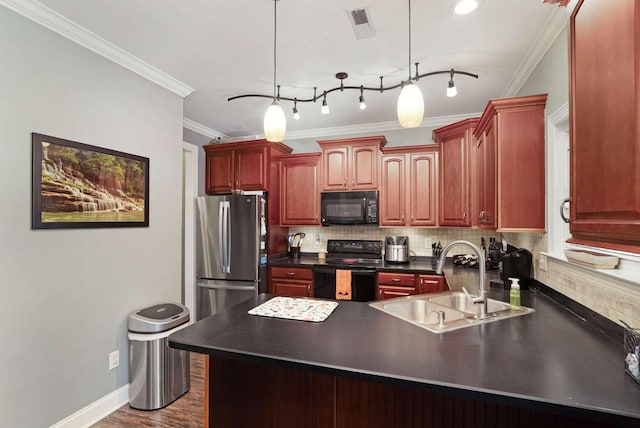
288, 225, 505, 258
285, 226, 640, 328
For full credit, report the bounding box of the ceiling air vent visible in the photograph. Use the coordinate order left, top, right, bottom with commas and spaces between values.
347, 7, 376, 39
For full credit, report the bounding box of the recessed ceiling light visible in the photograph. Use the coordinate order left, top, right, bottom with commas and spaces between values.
453, 0, 479, 15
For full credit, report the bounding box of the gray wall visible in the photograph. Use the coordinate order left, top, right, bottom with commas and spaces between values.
0, 7, 184, 428
517, 27, 569, 114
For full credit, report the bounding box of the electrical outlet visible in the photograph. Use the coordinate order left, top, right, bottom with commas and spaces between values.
109, 350, 119, 370
423, 237, 432, 249
539, 254, 548, 272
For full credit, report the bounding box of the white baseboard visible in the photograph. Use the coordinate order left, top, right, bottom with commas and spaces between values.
50, 384, 129, 428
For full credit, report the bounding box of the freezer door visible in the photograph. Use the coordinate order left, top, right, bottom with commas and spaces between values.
196, 280, 257, 321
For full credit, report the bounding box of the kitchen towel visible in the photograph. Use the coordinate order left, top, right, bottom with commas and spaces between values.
336, 269, 352, 300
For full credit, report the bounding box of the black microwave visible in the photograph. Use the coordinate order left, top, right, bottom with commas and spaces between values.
321, 191, 378, 226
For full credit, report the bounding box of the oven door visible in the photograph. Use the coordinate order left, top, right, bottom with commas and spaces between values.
313, 266, 376, 302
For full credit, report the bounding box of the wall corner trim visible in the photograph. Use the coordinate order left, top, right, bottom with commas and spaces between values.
0, 0, 194, 98
501, 7, 569, 97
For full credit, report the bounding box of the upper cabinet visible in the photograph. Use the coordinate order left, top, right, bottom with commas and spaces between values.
473, 94, 547, 232
433, 118, 479, 227
318, 136, 386, 191
569, 0, 640, 252
279, 153, 321, 226
203, 140, 292, 195
380, 145, 438, 227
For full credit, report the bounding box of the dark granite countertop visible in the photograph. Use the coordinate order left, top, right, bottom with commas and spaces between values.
170, 284, 640, 425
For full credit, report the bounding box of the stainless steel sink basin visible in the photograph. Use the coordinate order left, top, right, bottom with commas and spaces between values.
369, 291, 534, 333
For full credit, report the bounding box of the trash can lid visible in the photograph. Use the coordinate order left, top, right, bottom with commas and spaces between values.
128, 302, 189, 334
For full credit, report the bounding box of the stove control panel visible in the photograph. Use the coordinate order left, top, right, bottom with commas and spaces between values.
327, 240, 382, 256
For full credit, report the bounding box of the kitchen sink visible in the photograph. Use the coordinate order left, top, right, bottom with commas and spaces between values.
369, 291, 534, 333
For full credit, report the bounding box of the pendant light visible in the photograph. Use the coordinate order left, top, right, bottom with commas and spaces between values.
397, 0, 424, 128
263, 0, 286, 142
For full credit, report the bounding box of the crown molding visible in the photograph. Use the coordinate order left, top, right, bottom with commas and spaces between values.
227, 113, 482, 142
0, 0, 194, 97
501, 7, 569, 97
183, 118, 231, 142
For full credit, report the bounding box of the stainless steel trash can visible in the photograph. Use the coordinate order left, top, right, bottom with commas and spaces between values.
128, 302, 190, 410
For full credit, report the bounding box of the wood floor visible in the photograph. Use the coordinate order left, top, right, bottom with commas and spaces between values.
92, 353, 205, 428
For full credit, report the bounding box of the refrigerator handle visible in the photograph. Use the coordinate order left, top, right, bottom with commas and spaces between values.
218, 201, 225, 274
225, 201, 231, 274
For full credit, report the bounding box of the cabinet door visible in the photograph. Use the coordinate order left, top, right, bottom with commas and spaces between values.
376, 285, 415, 300
439, 132, 470, 226
280, 155, 320, 225
322, 147, 349, 190
351, 145, 378, 190
205, 150, 234, 194
271, 280, 313, 297
236, 147, 267, 191
417, 275, 448, 294
379, 155, 406, 226
569, 0, 640, 250
409, 153, 437, 226
480, 119, 497, 229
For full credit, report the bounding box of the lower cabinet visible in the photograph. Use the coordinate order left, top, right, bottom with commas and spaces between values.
376, 272, 448, 300
268, 266, 313, 297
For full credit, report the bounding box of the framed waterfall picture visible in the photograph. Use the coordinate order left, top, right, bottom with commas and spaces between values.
32, 133, 149, 229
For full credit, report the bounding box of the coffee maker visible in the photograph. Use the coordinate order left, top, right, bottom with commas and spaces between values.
501, 248, 533, 290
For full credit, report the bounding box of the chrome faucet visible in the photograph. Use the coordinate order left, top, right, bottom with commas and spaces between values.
435, 240, 489, 320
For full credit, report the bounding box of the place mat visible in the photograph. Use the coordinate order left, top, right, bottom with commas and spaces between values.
248, 297, 339, 322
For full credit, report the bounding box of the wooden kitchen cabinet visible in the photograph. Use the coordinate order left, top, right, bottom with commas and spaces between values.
318, 136, 386, 191
376, 272, 416, 300
380, 146, 438, 227
433, 118, 479, 227
417, 274, 448, 294
568, 0, 640, 252
203, 139, 292, 194
279, 153, 321, 225
376, 272, 447, 300
473, 94, 547, 232
203, 139, 293, 257
269, 266, 313, 297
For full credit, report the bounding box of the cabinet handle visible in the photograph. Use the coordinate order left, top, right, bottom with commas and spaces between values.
463, 212, 467, 221
307, 283, 311, 294
352, 179, 355, 185
391, 278, 401, 283
401, 214, 405, 222
411, 215, 414, 222
479, 211, 485, 222
343, 180, 347, 186
560, 197, 571, 224
287, 272, 296, 276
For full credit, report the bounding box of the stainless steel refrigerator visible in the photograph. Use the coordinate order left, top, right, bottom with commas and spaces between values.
195, 194, 268, 321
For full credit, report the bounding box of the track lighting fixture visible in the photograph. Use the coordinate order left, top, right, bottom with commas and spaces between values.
263, 0, 286, 142
292, 98, 300, 120
230, 0, 479, 131
321, 92, 330, 115
447, 69, 458, 97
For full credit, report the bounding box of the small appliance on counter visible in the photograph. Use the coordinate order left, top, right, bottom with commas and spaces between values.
384, 236, 409, 264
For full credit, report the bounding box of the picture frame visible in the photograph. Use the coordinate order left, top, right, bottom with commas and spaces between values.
32, 133, 149, 229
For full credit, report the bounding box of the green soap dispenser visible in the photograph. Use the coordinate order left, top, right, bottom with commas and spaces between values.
509, 278, 521, 310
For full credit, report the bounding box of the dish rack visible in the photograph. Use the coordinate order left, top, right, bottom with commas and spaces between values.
623, 321, 640, 384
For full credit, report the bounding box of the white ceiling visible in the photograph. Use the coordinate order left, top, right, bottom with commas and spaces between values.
32, 0, 567, 140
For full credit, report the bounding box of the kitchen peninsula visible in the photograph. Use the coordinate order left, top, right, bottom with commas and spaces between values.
169, 263, 640, 428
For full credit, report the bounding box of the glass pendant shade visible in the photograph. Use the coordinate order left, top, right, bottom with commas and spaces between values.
264, 101, 286, 142
447, 81, 458, 97
397, 81, 424, 128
